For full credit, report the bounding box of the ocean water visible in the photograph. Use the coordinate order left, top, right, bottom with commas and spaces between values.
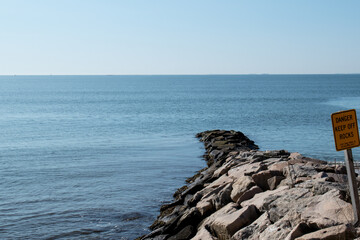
1, 74, 360, 239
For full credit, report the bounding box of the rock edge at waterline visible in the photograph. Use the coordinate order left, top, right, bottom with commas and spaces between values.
138, 130, 359, 240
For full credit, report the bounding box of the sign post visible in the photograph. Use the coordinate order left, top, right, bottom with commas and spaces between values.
331, 109, 360, 226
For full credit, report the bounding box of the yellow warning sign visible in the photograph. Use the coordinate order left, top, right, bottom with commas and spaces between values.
331, 109, 360, 151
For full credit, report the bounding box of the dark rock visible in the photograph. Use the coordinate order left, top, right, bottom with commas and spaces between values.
268, 175, 286, 190
173, 186, 188, 199
284, 222, 314, 240
173, 207, 202, 233
236, 186, 263, 204
213, 183, 233, 210
140, 227, 167, 239
252, 170, 283, 191
168, 225, 195, 240
232, 212, 271, 239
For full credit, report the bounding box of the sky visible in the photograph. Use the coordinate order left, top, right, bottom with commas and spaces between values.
0, 0, 359, 75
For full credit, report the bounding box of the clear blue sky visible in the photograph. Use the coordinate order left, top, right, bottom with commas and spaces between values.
0, 0, 359, 75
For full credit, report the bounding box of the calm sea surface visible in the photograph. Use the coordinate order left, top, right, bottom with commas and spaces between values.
1, 75, 360, 239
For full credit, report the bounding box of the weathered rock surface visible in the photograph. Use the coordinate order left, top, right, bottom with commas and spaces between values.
295, 224, 356, 240
138, 130, 359, 240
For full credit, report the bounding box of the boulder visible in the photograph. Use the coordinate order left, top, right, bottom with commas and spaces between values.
174, 207, 202, 232
312, 171, 329, 179
213, 160, 238, 178
206, 175, 234, 189
326, 172, 347, 183
236, 186, 263, 204
301, 189, 354, 229
241, 186, 289, 209
268, 161, 289, 173
210, 205, 260, 240
227, 162, 267, 180
195, 183, 232, 216
284, 222, 314, 240
213, 183, 233, 210
230, 175, 256, 202
265, 187, 312, 222
150, 205, 185, 231
140, 227, 168, 240
295, 224, 356, 240
191, 227, 218, 240
267, 175, 286, 190
196, 198, 213, 217
252, 170, 274, 190
198, 203, 250, 235
284, 164, 318, 179
168, 225, 195, 240
290, 152, 303, 160
256, 211, 301, 240
231, 212, 271, 240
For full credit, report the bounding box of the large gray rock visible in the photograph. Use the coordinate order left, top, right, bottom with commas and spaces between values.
284, 164, 319, 179
256, 211, 302, 240
284, 222, 314, 240
213, 183, 233, 210
198, 203, 240, 230
301, 189, 353, 229
198, 202, 259, 239
251, 170, 274, 190
231, 212, 271, 240
230, 175, 255, 202
210, 205, 260, 240
267, 175, 286, 190
206, 175, 234, 189
213, 160, 239, 178
227, 162, 267, 180
195, 183, 232, 216
268, 161, 289, 173
265, 187, 312, 222
175, 207, 202, 232
241, 186, 289, 209
196, 198, 214, 216
236, 186, 263, 204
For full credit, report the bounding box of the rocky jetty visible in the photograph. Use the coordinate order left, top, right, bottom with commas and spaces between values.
138, 130, 360, 240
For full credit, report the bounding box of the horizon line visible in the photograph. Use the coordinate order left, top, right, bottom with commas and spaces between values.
1, 73, 360, 76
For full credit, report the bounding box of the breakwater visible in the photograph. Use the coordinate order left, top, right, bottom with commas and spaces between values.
139, 130, 359, 240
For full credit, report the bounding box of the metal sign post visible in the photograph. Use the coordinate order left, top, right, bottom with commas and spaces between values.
331, 109, 360, 226
344, 149, 360, 226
